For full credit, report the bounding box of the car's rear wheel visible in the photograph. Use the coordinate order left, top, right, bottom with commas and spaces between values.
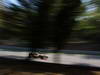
39, 55, 48, 59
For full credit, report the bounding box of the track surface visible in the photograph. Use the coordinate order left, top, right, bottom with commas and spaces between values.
0, 50, 100, 68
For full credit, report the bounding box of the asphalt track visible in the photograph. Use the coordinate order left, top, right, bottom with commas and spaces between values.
0, 50, 100, 68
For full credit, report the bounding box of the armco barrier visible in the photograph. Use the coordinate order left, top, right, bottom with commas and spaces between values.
0, 45, 100, 55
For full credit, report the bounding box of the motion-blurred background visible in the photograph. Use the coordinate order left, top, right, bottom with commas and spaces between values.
0, 0, 100, 51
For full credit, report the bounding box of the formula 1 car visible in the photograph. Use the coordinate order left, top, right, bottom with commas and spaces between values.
28, 52, 48, 60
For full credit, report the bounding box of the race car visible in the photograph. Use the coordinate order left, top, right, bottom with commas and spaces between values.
28, 52, 48, 60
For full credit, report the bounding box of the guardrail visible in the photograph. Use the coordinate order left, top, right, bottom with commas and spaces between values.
0, 45, 100, 55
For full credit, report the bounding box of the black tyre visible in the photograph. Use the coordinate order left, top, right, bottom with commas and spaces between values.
39, 55, 48, 59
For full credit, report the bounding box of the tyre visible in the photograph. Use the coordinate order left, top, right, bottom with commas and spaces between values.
39, 55, 48, 59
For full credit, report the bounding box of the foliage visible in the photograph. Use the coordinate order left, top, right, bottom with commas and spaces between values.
1, 0, 81, 50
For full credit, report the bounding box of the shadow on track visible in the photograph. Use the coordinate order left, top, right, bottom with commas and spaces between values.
0, 57, 100, 75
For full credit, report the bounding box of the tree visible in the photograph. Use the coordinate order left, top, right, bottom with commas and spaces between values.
2, 0, 81, 56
